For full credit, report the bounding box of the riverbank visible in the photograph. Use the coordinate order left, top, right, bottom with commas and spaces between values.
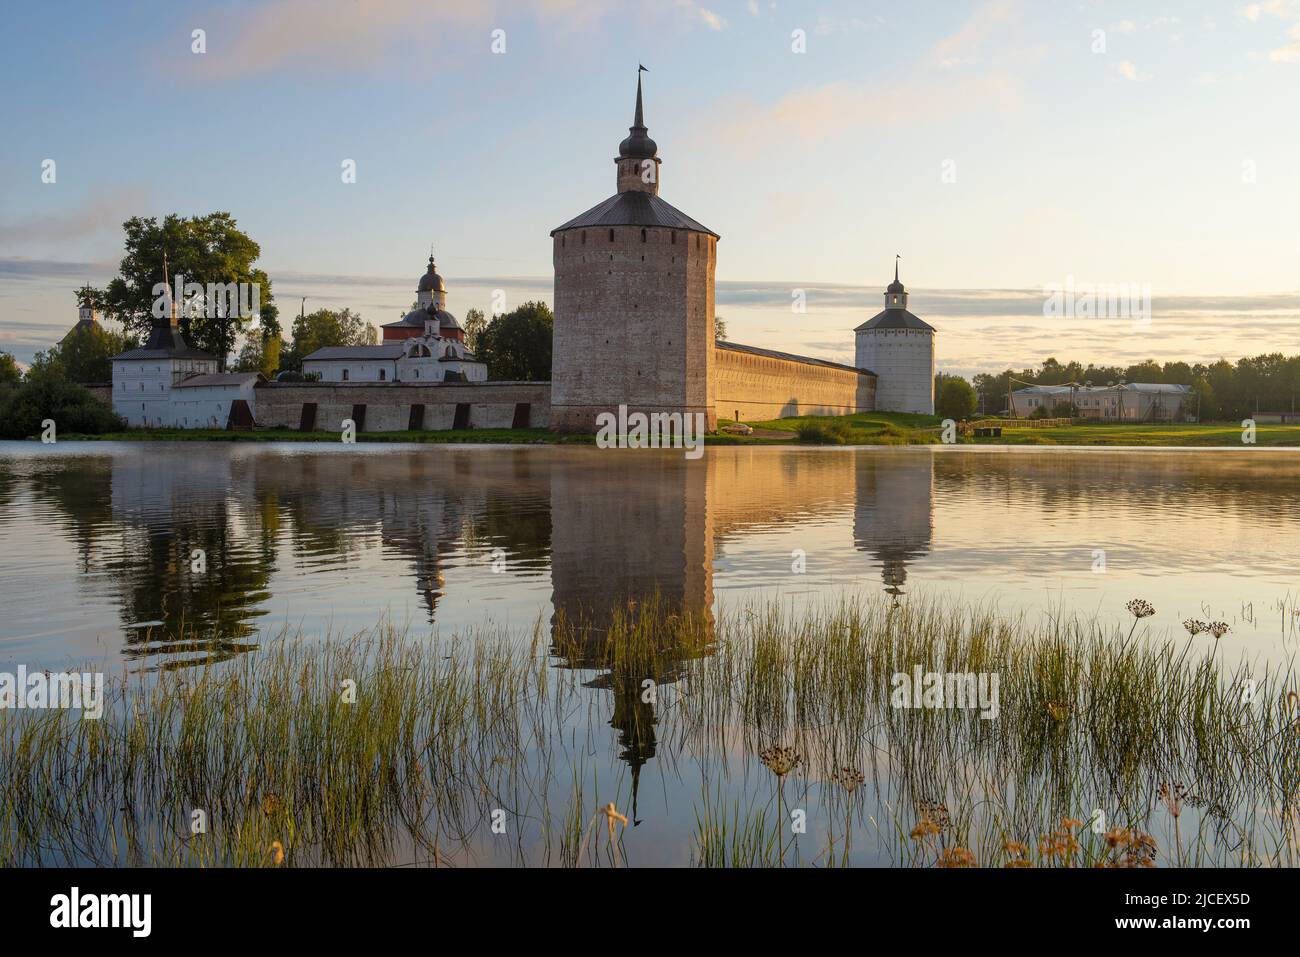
51, 412, 1300, 446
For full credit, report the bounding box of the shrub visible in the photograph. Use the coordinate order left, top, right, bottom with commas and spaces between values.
796, 419, 853, 445
0, 369, 125, 438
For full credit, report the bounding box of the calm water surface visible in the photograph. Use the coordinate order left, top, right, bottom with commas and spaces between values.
3, 442, 1299, 865
1, 442, 1297, 669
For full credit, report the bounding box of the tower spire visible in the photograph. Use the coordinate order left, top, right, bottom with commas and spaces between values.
163, 250, 177, 324
617, 65, 660, 194
634, 64, 647, 127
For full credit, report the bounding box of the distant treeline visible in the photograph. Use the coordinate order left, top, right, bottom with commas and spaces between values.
971, 355, 1300, 420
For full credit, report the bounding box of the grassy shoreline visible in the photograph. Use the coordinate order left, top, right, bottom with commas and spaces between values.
47, 412, 1300, 447
2, 595, 1296, 868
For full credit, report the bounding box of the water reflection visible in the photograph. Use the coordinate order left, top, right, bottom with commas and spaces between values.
4, 444, 1300, 675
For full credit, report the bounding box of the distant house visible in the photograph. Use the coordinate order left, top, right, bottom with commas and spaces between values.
1011, 383, 1193, 422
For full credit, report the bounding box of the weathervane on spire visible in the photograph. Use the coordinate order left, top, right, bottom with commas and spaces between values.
895, 253, 901, 283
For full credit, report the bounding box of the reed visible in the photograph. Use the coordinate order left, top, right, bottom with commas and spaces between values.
1, 595, 1295, 867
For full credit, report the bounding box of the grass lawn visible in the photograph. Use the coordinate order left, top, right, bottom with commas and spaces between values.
55, 415, 1300, 447
984, 421, 1300, 447
64, 427, 593, 445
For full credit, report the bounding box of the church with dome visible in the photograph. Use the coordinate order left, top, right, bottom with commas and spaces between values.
301, 254, 486, 385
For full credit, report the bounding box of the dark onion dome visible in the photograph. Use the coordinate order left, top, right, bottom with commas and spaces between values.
887, 278, 906, 294
381, 305, 460, 330
855, 309, 935, 333
618, 73, 658, 159
417, 256, 445, 293
551, 190, 718, 237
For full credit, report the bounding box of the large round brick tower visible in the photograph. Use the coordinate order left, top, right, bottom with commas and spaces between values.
549, 69, 719, 433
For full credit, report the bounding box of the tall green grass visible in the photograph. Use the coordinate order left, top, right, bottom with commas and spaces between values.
1, 596, 1295, 867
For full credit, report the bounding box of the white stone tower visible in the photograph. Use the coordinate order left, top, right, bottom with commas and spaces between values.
855, 259, 936, 414
549, 67, 719, 433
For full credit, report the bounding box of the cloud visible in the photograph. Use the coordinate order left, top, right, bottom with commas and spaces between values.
180, 0, 724, 79
708, 1, 1033, 145
0, 189, 148, 247
1240, 0, 1300, 60
1116, 60, 1152, 81
928, 0, 1015, 69
677, 0, 726, 31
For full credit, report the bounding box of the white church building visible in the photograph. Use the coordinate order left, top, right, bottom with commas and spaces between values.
302, 254, 487, 384
109, 289, 263, 429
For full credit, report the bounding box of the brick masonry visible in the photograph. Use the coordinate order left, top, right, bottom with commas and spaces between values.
713, 345, 877, 421
255, 381, 551, 432
551, 225, 716, 433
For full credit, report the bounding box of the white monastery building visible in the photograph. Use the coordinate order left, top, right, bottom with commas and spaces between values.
302, 255, 486, 385
109, 287, 260, 428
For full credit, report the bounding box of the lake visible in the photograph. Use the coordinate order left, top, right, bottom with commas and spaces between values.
2, 442, 1297, 671
2, 442, 1298, 867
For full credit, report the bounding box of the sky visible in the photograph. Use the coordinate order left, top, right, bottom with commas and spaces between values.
2, 0, 1299, 377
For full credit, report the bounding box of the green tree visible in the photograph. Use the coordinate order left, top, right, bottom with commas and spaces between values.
0, 351, 20, 386
476, 301, 553, 381
936, 376, 978, 420
462, 308, 487, 353
42, 326, 133, 383
233, 333, 283, 377
715, 315, 728, 342
280, 308, 377, 372
89, 213, 278, 367
0, 367, 124, 438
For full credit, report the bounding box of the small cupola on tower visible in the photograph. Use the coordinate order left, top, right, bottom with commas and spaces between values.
417, 252, 447, 310
616, 65, 660, 195
885, 255, 908, 310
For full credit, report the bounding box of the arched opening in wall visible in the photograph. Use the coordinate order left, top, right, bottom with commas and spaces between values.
378, 368, 386, 381
299, 403, 317, 432
641, 229, 647, 243
562, 235, 566, 247
582, 231, 586, 244
351, 404, 367, 432
671, 232, 676, 244
609, 229, 614, 242
408, 404, 425, 430
511, 403, 531, 428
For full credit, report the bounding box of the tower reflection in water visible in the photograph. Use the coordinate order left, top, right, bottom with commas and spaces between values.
549, 451, 715, 822
853, 451, 935, 600
546, 448, 936, 815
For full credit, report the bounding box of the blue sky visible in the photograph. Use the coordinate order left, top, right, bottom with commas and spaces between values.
2, 0, 1299, 373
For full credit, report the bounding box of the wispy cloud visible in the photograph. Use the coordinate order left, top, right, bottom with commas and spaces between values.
1116, 60, 1152, 81
0, 189, 148, 247
709, 1, 1034, 144
180, 0, 723, 79
1240, 0, 1300, 61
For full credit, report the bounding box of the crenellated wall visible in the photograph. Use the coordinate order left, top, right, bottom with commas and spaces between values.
255, 381, 551, 432
713, 342, 876, 422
